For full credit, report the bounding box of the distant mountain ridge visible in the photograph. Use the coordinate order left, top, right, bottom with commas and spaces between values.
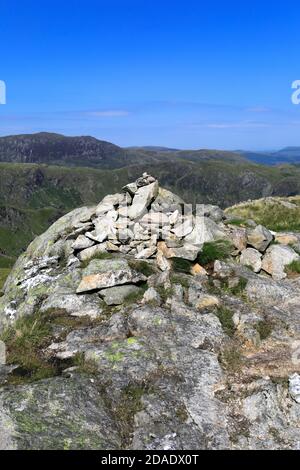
0, 132, 128, 169
0, 132, 249, 168
1, 132, 300, 168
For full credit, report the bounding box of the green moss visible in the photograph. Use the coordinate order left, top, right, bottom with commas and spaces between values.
170, 274, 190, 289
171, 257, 192, 274
71, 352, 99, 375
226, 277, 248, 296
216, 306, 235, 337
254, 319, 273, 340
123, 285, 147, 305
106, 351, 125, 363
197, 240, 233, 266
115, 384, 145, 447
128, 260, 156, 277
156, 285, 174, 302
219, 347, 243, 372
80, 251, 115, 268
225, 218, 247, 226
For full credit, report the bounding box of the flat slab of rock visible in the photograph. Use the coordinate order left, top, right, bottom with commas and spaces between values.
77, 270, 146, 293
99, 285, 142, 305
77, 258, 147, 293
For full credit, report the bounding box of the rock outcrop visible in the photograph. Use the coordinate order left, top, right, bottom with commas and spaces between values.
1, 174, 300, 450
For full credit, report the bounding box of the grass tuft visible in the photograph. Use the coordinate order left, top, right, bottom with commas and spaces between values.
216, 306, 235, 337
197, 240, 233, 266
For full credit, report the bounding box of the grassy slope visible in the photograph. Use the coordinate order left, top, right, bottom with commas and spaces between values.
226, 196, 300, 232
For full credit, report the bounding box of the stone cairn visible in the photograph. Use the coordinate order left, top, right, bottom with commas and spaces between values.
67, 172, 300, 283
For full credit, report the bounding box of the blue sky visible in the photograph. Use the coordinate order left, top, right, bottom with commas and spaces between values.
0, 0, 299, 149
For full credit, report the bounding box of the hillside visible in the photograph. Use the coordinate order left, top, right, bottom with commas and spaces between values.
1, 174, 300, 449
1, 159, 300, 267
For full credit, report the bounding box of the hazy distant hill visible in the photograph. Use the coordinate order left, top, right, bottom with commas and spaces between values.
239, 147, 300, 165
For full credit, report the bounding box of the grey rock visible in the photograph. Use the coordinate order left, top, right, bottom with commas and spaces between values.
262, 245, 299, 280
72, 235, 94, 251
142, 287, 161, 305
128, 181, 159, 220
185, 216, 226, 246
77, 243, 107, 262
247, 225, 273, 252
100, 285, 142, 305
195, 204, 225, 222
240, 248, 262, 273
135, 246, 157, 259
76, 259, 147, 293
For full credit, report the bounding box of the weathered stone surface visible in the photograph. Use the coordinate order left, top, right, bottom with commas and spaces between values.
262, 245, 299, 280
275, 233, 299, 246
142, 287, 161, 305
40, 293, 102, 319
191, 263, 207, 276
157, 241, 199, 261
230, 228, 247, 252
99, 285, 142, 305
128, 181, 159, 220
195, 204, 225, 222
135, 245, 157, 259
76, 269, 146, 293
76, 259, 146, 293
77, 243, 107, 261
140, 212, 169, 226
156, 250, 171, 271
196, 295, 220, 310
240, 248, 262, 273
172, 218, 194, 238
185, 216, 226, 246
72, 235, 94, 250
95, 193, 124, 216
247, 225, 273, 252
